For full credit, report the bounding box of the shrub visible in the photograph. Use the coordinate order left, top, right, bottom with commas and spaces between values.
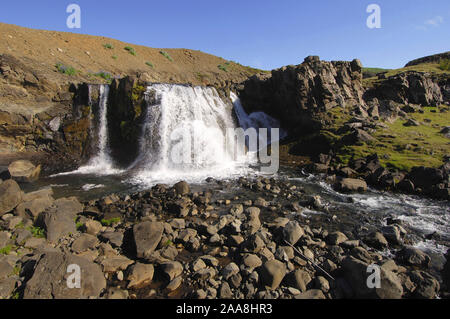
145, 61, 154, 68
103, 43, 114, 49
94, 71, 113, 83
124, 46, 136, 56
112, 55, 118, 60
27, 226, 45, 239
160, 50, 173, 62
218, 64, 228, 72
55, 63, 77, 76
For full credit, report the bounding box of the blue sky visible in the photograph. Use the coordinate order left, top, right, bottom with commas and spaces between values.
0, 0, 448, 70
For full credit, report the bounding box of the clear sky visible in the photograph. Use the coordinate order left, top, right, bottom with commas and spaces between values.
0, 0, 448, 70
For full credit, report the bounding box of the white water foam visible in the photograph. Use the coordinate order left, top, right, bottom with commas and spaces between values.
129, 85, 254, 186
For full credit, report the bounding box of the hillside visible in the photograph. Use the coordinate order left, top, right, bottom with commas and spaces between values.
0, 22, 263, 114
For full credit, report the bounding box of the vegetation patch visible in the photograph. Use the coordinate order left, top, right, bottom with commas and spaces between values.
101, 217, 121, 227
55, 63, 77, 76
103, 43, 114, 49
439, 59, 450, 71
145, 61, 154, 68
124, 46, 136, 56
28, 226, 46, 239
0, 245, 13, 255
94, 71, 114, 83
160, 50, 173, 62
218, 64, 228, 72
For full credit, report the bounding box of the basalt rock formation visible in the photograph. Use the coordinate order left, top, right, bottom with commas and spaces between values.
238, 56, 367, 135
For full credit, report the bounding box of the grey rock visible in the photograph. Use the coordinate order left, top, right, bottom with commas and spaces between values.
0, 180, 22, 216
259, 259, 286, 290
23, 251, 106, 299
173, 181, 190, 195
160, 261, 183, 281
133, 221, 164, 259
283, 221, 304, 245
396, 246, 431, 268
127, 263, 154, 289
71, 233, 98, 253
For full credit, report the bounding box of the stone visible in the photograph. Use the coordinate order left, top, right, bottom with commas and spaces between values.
52, 197, 84, 217
336, 178, 367, 193
282, 221, 304, 245
409, 270, 440, 299
133, 221, 164, 259
221, 262, 240, 280
0, 179, 22, 216
326, 231, 348, 246
219, 282, 233, 299
71, 233, 98, 253
23, 251, 106, 299
105, 287, 129, 299
294, 289, 326, 299
160, 261, 183, 281
288, 269, 312, 292
259, 259, 286, 290
381, 225, 402, 245
341, 256, 403, 299
101, 255, 134, 273
173, 181, 190, 195
85, 219, 102, 235
41, 206, 76, 243
166, 276, 182, 292
8, 160, 41, 183
127, 263, 154, 289
242, 254, 262, 270
396, 246, 431, 268
99, 231, 124, 248
0, 276, 17, 299
192, 258, 207, 272
230, 204, 243, 216
0, 259, 14, 280
364, 232, 389, 250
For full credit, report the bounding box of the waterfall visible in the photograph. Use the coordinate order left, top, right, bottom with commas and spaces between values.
56, 84, 121, 176
130, 84, 251, 185
230, 91, 287, 149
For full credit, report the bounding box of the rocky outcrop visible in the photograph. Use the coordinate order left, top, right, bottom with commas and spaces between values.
8, 160, 40, 183
238, 56, 367, 134
405, 52, 450, 67
364, 71, 444, 107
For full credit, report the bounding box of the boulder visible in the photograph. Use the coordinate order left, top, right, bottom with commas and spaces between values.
8, 160, 41, 183
341, 256, 403, 299
335, 178, 368, 193
127, 263, 154, 289
173, 181, 190, 195
160, 261, 183, 281
0, 179, 22, 216
396, 246, 431, 268
133, 221, 164, 259
23, 251, 106, 299
71, 234, 98, 253
407, 167, 444, 191
40, 206, 76, 243
326, 231, 348, 246
282, 221, 304, 245
364, 232, 388, 250
259, 259, 287, 290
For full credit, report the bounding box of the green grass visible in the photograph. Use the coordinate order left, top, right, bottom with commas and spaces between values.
55, 63, 77, 76
103, 43, 114, 49
363, 62, 450, 87
0, 245, 13, 255
218, 64, 228, 72
94, 71, 114, 83
124, 46, 136, 56
439, 59, 450, 71
27, 226, 45, 239
112, 55, 118, 60
160, 50, 173, 62
76, 222, 84, 231
335, 106, 449, 171
145, 61, 154, 68
101, 217, 121, 227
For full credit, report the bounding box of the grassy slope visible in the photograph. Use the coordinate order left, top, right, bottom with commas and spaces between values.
0, 22, 264, 87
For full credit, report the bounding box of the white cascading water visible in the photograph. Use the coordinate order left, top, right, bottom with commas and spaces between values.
55, 84, 121, 176
230, 91, 288, 148
130, 84, 251, 185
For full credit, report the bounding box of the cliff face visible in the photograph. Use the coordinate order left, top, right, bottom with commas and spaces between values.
238, 56, 367, 134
